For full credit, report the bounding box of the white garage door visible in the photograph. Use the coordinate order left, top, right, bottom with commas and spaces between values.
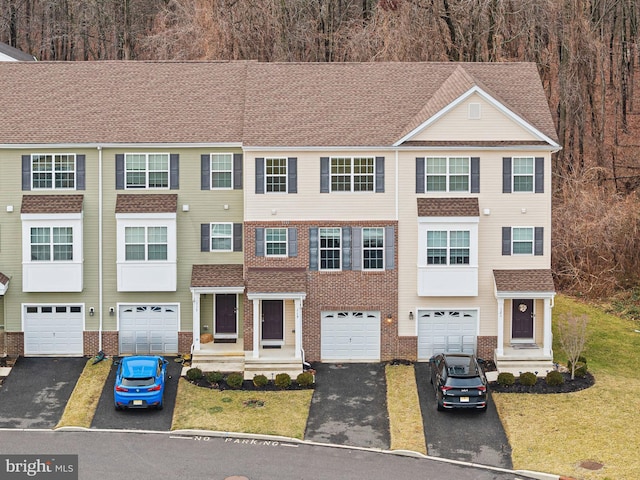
417, 309, 477, 360
24, 305, 84, 356
119, 305, 179, 355
321, 311, 380, 361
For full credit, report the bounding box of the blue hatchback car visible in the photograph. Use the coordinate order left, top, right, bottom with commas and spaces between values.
114, 356, 168, 410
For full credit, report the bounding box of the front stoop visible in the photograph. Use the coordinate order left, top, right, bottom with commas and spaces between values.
494, 348, 555, 377
187, 350, 246, 375
243, 357, 303, 381
185, 350, 303, 380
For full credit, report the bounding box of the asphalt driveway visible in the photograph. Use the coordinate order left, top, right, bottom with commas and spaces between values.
90, 356, 182, 431
414, 362, 512, 468
0, 357, 86, 429
304, 363, 390, 449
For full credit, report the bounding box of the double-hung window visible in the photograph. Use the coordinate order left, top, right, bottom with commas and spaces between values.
320, 227, 341, 270
362, 227, 384, 270
210, 223, 233, 251
266, 228, 287, 256
331, 157, 374, 192
427, 230, 470, 265
512, 157, 534, 192
266, 158, 287, 192
30, 227, 73, 261
426, 157, 470, 192
210, 154, 233, 189
125, 226, 168, 261
511, 227, 534, 254
31, 154, 76, 189
126, 153, 169, 189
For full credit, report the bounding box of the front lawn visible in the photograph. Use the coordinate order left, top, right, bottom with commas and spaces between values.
493, 295, 640, 480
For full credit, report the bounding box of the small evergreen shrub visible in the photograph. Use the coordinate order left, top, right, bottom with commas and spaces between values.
274, 373, 292, 389
296, 371, 314, 388
567, 356, 587, 371
545, 370, 564, 386
497, 372, 515, 386
225, 372, 244, 389
519, 372, 538, 386
573, 362, 588, 377
252, 374, 269, 388
186, 367, 203, 381
205, 371, 224, 384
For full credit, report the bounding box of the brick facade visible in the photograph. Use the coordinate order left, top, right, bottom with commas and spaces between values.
83, 331, 119, 357
4, 332, 24, 356
477, 335, 497, 361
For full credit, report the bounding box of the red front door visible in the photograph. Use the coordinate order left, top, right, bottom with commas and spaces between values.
215, 294, 237, 335
512, 299, 534, 339
262, 300, 284, 341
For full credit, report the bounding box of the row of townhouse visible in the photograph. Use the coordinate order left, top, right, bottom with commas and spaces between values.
0, 60, 560, 378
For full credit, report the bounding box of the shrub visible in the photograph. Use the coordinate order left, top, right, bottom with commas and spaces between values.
252, 374, 269, 388
519, 372, 538, 386
225, 372, 244, 389
274, 373, 292, 389
186, 367, 203, 381
296, 372, 314, 388
546, 370, 565, 386
567, 355, 587, 371
497, 372, 515, 386
573, 362, 588, 377
205, 371, 224, 384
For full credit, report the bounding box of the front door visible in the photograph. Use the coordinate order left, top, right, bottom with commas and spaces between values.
215, 294, 237, 337
512, 299, 534, 339
262, 300, 284, 342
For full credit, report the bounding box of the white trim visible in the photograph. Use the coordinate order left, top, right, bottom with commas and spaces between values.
209, 152, 235, 190
190, 286, 245, 295
0, 143, 243, 149
213, 293, 239, 339
209, 222, 234, 252
247, 292, 306, 301
510, 298, 535, 343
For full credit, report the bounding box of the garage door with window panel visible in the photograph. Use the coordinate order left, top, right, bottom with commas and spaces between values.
417, 309, 477, 360
321, 311, 380, 361
119, 305, 179, 355
24, 305, 84, 355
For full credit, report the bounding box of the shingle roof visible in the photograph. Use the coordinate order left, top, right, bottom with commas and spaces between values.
493, 269, 555, 293
0, 272, 9, 286
0, 61, 558, 147
246, 268, 308, 293
191, 264, 244, 288
115, 194, 177, 213
417, 198, 479, 217
21, 194, 84, 214
0, 42, 36, 61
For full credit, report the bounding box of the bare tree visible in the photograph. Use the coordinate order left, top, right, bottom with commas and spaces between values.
556, 313, 589, 380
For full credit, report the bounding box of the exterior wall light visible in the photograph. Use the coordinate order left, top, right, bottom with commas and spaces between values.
409, 311, 414, 321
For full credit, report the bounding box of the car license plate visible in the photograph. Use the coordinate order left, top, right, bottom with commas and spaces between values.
460, 397, 470, 403
133, 400, 143, 406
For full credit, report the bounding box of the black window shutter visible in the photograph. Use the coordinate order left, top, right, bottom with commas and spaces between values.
201, 224, 210, 252
375, 156, 385, 193
288, 157, 297, 194
535, 157, 544, 193
233, 223, 243, 252
309, 228, 319, 271
502, 158, 512, 193
342, 227, 352, 270
255, 158, 265, 194
470, 157, 480, 193
416, 158, 425, 193
115, 154, 125, 190
233, 153, 243, 190
502, 227, 511, 255
255, 228, 265, 257
170, 154, 179, 189
288, 227, 298, 257
535, 227, 544, 255
320, 157, 330, 193
76, 155, 86, 190
352, 228, 362, 271
385, 226, 395, 270
22, 155, 31, 191
201, 154, 210, 190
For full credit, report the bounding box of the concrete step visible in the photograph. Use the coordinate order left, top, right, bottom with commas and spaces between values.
495, 360, 555, 377
244, 360, 303, 380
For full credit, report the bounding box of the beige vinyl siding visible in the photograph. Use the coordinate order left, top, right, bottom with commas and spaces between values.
245, 151, 396, 222
200, 295, 214, 334
285, 299, 295, 346
412, 94, 541, 142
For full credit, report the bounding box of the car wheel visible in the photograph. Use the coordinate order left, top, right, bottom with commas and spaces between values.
436, 401, 444, 412
157, 399, 164, 411
115, 405, 122, 411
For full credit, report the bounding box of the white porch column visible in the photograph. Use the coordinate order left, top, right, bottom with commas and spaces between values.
543, 297, 553, 356
294, 298, 303, 359
496, 298, 505, 356
252, 299, 260, 358
192, 292, 201, 352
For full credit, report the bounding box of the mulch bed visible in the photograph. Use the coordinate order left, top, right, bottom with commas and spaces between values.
490, 372, 595, 394
187, 377, 314, 391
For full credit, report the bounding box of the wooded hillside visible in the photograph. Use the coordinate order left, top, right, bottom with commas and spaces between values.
2, 0, 640, 297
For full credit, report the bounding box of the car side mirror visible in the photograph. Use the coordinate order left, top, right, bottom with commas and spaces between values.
163, 359, 169, 366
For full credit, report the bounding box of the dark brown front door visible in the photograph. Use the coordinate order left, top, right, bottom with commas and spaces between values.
215, 294, 237, 335
512, 299, 534, 339
262, 300, 284, 341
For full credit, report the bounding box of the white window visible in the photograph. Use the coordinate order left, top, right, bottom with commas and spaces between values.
427, 230, 470, 265
266, 228, 287, 256
513, 157, 534, 192
31, 154, 76, 189
362, 227, 384, 270
266, 158, 287, 193
210, 223, 233, 251
30, 226, 73, 261
210, 153, 233, 189
331, 157, 374, 192
320, 227, 341, 270
125, 153, 169, 189
125, 226, 168, 261
512, 227, 534, 254
426, 157, 470, 192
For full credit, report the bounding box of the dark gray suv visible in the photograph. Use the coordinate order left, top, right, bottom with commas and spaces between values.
429, 353, 488, 411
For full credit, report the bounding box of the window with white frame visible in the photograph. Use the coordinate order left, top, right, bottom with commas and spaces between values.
512, 157, 534, 192
265, 228, 287, 256
426, 157, 470, 192
30, 227, 73, 261
210, 223, 233, 251
512, 227, 534, 254
331, 157, 374, 192
320, 227, 341, 270
210, 153, 233, 189
427, 230, 470, 265
31, 154, 76, 189
125, 226, 168, 260
362, 227, 384, 270
266, 158, 287, 192
125, 153, 169, 189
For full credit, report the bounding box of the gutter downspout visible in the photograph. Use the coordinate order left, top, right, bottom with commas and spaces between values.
98, 146, 103, 352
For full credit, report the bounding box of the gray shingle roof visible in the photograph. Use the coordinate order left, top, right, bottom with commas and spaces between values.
21, 194, 84, 214
0, 61, 558, 147
493, 269, 555, 293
